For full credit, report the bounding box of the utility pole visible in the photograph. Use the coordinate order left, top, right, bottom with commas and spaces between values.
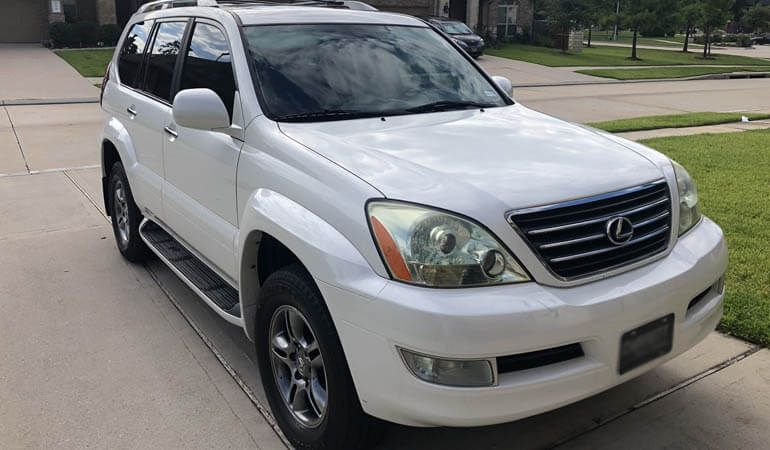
612, 0, 620, 40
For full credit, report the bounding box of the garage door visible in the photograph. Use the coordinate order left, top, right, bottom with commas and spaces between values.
0, 0, 44, 43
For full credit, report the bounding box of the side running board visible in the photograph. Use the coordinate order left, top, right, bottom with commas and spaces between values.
140, 220, 241, 320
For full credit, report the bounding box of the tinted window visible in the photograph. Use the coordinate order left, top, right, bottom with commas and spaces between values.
243, 24, 506, 122
118, 21, 153, 88
144, 21, 187, 102
179, 23, 236, 118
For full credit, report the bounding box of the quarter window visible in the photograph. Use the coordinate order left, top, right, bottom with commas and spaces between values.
179, 23, 236, 119
118, 20, 153, 88
144, 21, 187, 102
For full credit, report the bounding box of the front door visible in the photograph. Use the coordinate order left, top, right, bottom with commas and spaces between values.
162, 19, 242, 281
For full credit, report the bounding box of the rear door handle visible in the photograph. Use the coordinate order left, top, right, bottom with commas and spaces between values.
164, 126, 178, 138
126, 105, 137, 116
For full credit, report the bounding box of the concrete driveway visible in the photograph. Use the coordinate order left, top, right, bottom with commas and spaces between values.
3, 46, 770, 449
0, 44, 99, 103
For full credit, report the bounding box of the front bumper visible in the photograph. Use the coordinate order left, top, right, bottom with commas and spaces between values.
318, 217, 727, 427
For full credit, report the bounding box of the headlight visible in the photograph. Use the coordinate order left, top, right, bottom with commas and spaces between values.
367, 201, 530, 287
672, 160, 701, 235
454, 39, 468, 48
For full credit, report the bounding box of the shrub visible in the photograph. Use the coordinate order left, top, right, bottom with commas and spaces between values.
98, 24, 121, 46
737, 34, 753, 47
73, 22, 98, 46
49, 22, 76, 47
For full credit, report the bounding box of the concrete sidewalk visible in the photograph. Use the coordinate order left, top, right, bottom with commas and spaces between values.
477, 54, 606, 86
0, 44, 99, 103
617, 119, 770, 141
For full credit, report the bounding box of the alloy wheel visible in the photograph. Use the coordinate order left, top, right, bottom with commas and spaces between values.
269, 305, 328, 428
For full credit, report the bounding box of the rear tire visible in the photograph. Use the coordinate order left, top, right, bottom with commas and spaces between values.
256, 264, 385, 449
108, 162, 150, 263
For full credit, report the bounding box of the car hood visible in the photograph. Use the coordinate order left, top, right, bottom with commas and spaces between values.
278, 104, 664, 217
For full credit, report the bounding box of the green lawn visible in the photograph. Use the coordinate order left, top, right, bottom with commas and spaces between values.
639, 129, 770, 346
588, 112, 770, 133
54, 48, 114, 77
577, 66, 770, 80
486, 44, 769, 67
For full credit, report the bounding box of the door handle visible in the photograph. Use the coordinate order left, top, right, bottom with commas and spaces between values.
164, 126, 178, 138
126, 105, 137, 116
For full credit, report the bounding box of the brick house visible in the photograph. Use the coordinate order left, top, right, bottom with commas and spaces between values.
0, 0, 533, 43
367, 0, 534, 38
0, 0, 116, 43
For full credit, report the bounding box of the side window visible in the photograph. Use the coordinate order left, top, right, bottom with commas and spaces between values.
118, 20, 153, 88
179, 22, 236, 119
144, 21, 187, 102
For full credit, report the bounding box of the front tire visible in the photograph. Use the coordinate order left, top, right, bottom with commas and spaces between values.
108, 162, 150, 262
256, 264, 384, 449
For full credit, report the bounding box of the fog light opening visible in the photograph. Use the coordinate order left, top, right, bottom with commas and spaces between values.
399, 348, 495, 387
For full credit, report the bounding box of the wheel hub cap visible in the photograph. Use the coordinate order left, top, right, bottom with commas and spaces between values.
269, 306, 328, 428
113, 180, 129, 245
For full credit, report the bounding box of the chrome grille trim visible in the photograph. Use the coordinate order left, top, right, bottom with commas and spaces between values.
527, 197, 669, 235
549, 225, 669, 264
506, 179, 672, 280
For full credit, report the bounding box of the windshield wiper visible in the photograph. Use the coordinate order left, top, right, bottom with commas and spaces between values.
406, 100, 494, 114
277, 109, 381, 122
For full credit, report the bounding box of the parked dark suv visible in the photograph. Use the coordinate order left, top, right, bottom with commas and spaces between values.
421, 16, 485, 58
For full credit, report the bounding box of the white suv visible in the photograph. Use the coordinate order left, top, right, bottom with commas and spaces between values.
100, 1, 728, 448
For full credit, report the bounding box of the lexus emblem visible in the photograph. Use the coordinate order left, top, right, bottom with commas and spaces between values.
606, 216, 634, 245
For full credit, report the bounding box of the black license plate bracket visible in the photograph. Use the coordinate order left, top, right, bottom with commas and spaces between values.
619, 314, 674, 375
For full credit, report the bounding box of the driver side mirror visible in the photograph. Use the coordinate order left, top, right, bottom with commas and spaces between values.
491, 76, 513, 98
172, 88, 230, 131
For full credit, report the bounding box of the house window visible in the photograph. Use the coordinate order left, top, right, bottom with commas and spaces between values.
496, 0, 518, 37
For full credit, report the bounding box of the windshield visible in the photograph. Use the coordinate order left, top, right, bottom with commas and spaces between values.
441, 22, 473, 35
243, 24, 506, 122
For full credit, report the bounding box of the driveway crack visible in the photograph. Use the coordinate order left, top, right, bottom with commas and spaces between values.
550, 344, 762, 449
3, 106, 30, 174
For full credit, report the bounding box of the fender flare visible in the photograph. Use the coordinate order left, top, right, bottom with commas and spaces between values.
100, 117, 140, 211
237, 189, 378, 341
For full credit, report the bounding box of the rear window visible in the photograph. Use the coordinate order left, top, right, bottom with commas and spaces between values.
144, 21, 188, 102
118, 20, 153, 88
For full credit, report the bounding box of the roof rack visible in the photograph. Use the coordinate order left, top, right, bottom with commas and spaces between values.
137, 0, 216, 13
136, 0, 353, 13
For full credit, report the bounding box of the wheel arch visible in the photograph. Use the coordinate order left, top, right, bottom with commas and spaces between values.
100, 117, 139, 215
238, 189, 378, 342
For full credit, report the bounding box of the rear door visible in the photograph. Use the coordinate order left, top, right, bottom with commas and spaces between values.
162, 19, 243, 281
111, 19, 167, 216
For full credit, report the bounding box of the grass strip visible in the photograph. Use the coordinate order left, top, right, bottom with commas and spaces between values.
587, 112, 770, 133
485, 44, 769, 67
577, 66, 770, 80
54, 49, 114, 77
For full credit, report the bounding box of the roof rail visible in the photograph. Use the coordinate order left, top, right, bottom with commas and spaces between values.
136, 0, 371, 13
137, 0, 217, 14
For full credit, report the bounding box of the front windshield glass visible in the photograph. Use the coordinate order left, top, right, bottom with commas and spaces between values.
441, 22, 473, 34
243, 24, 506, 122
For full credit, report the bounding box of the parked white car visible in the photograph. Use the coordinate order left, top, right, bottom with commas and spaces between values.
99, 1, 727, 448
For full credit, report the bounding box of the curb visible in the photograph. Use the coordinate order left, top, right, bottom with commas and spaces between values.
2, 97, 100, 106
512, 73, 770, 88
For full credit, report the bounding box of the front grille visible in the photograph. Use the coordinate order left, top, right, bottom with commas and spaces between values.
507, 179, 672, 280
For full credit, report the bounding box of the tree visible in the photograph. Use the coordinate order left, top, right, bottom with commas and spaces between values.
742, 4, 770, 33
584, 0, 614, 47
620, 0, 663, 60
678, 0, 702, 52
543, 0, 590, 53
699, 0, 735, 58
